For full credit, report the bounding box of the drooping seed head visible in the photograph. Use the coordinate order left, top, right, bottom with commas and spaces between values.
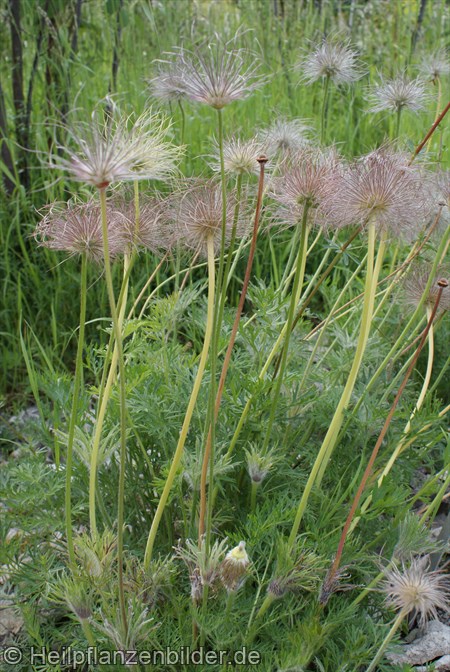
163, 32, 266, 109
419, 50, 450, 81
220, 541, 250, 592
108, 193, 173, 255
34, 200, 129, 262
269, 147, 343, 229
147, 58, 189, 102
210, 135, 263, 176
322, 147, 432, 237
259, 118, 311, 159
51, 105, 181, 189
297, 38, 364, 85
382, 557, 450, 625
169, 179, 247, 256
367, 74, 429, 114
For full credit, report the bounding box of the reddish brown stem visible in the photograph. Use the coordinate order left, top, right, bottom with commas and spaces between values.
410, 101, 450, 162
198, 156, 268, 542
327, 279, 448, 588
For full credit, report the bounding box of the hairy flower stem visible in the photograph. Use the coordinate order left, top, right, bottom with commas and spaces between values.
366, 610, 405, 672
262, 203, 310, 453
394, 107, 402, 139
353, 306, 435, 526
81, 618, 96, 646
65, 253, 88, 568
198, 158, 267, 543
289, 223, 383, 547
144, 234, 216, 569
177, 99, 186, 146
99, 188, 128, 634
410, 100, 450, 162
246, 594, 276, 645
250, 481, 260, 512
321, 75, 330, 144
326, 284, 446, 592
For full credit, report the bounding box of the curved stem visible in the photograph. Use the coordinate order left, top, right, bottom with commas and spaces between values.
289, 223, 381, 548
65, 253, 88, 568
262, 204, 310, 452
144, 234, 215, 569
366, 611, 405, 672
99, 188, 128, 634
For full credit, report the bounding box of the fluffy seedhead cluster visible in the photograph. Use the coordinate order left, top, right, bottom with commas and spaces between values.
403, 266, 450, 313
298, 38, 363, 85
419, 50, 450, 81
52, 107, 180, 189
150, 33, 265, 110
168, 180, 247, 256
269, 147, 343, 229
109, 194, 172, 254
323, 148, 432, 236
259, 118, 311, 159
367, 74, 428, 114
211, 135, 263, 175
34, 200, 129, 262
382, 557, 450, 625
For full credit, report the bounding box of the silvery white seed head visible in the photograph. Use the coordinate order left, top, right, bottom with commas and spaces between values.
163, 32, 266, 109
297, 38, 364, 85
209, 135, 263, 175
259, 118, 311, 158
367, 74, 428, 114
148, 59, 189, 102
108, 194, 173, 254
382, 557, 450, 626
322, 147, 433, 238
419, 50, 450, 81
403, 265, 450, 313
51, 106, 181, 189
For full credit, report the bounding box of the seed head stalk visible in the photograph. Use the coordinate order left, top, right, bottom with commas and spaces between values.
99, 187, 128, 634
321, 74, 330, 144
262, 203, 310, 453
366, 610, 405, 672
65, 252, 88, 568
289, 221, 384, 547
325, 283, 446, 596
144, 233, 216, 569
199, 158, 267, 542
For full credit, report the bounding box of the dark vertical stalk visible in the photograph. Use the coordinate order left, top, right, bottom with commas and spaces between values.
110, 0, 124, 93
0, 79, 16, 194
9, 0, 28, 187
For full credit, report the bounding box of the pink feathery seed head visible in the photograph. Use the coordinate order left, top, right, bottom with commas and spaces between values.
169, 179, 248, 257
147, 57, 190, 102
51, 105, 181, 189
322, 147, 433, 238
209, 135, 264, 176
107, 193, 173, 255
259, 118, 312, 159
382, 557, 450, 626
297, 37, 364, 85
403, 265, 450, 314
435, 169, 450, 209
268, 147, 345, 230
34, 200, 129, 262
166, 31, 266, 110
367, 73, 429, 114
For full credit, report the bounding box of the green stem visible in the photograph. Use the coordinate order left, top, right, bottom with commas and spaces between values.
250, 481, 259, 512
99, 188, 128, 634
395, 106, 402, 138
246, 594, 276, 645
81, 618, 96, 647
366, 611, 405, 672
262, 204, 310, 452
321, 75, 330, 144
65, 253, 88, 568
289, 223, 382, 548
144, 234, 216, 569
178, 99, 186, 146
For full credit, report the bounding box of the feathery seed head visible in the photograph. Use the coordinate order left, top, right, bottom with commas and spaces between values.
169, 180, 246, 256
148, 59, 189, 102
108, 194, 172, 254
297, 38, 363, 85
403, 266, 450, 313
322, 147, 432, 236
175, 537, 228, 597
367, 74, 428, 114
435, 170, 450, 209
269, 147, 343, 229
382, 557, 450, 625
34, 200, 129, 262
259, 118, 311, 158
220, 541, 250, 592
210, 135, 263, 175
52, 106, 181, 188
164, 33, 265, 109
419, 50, 450, 81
